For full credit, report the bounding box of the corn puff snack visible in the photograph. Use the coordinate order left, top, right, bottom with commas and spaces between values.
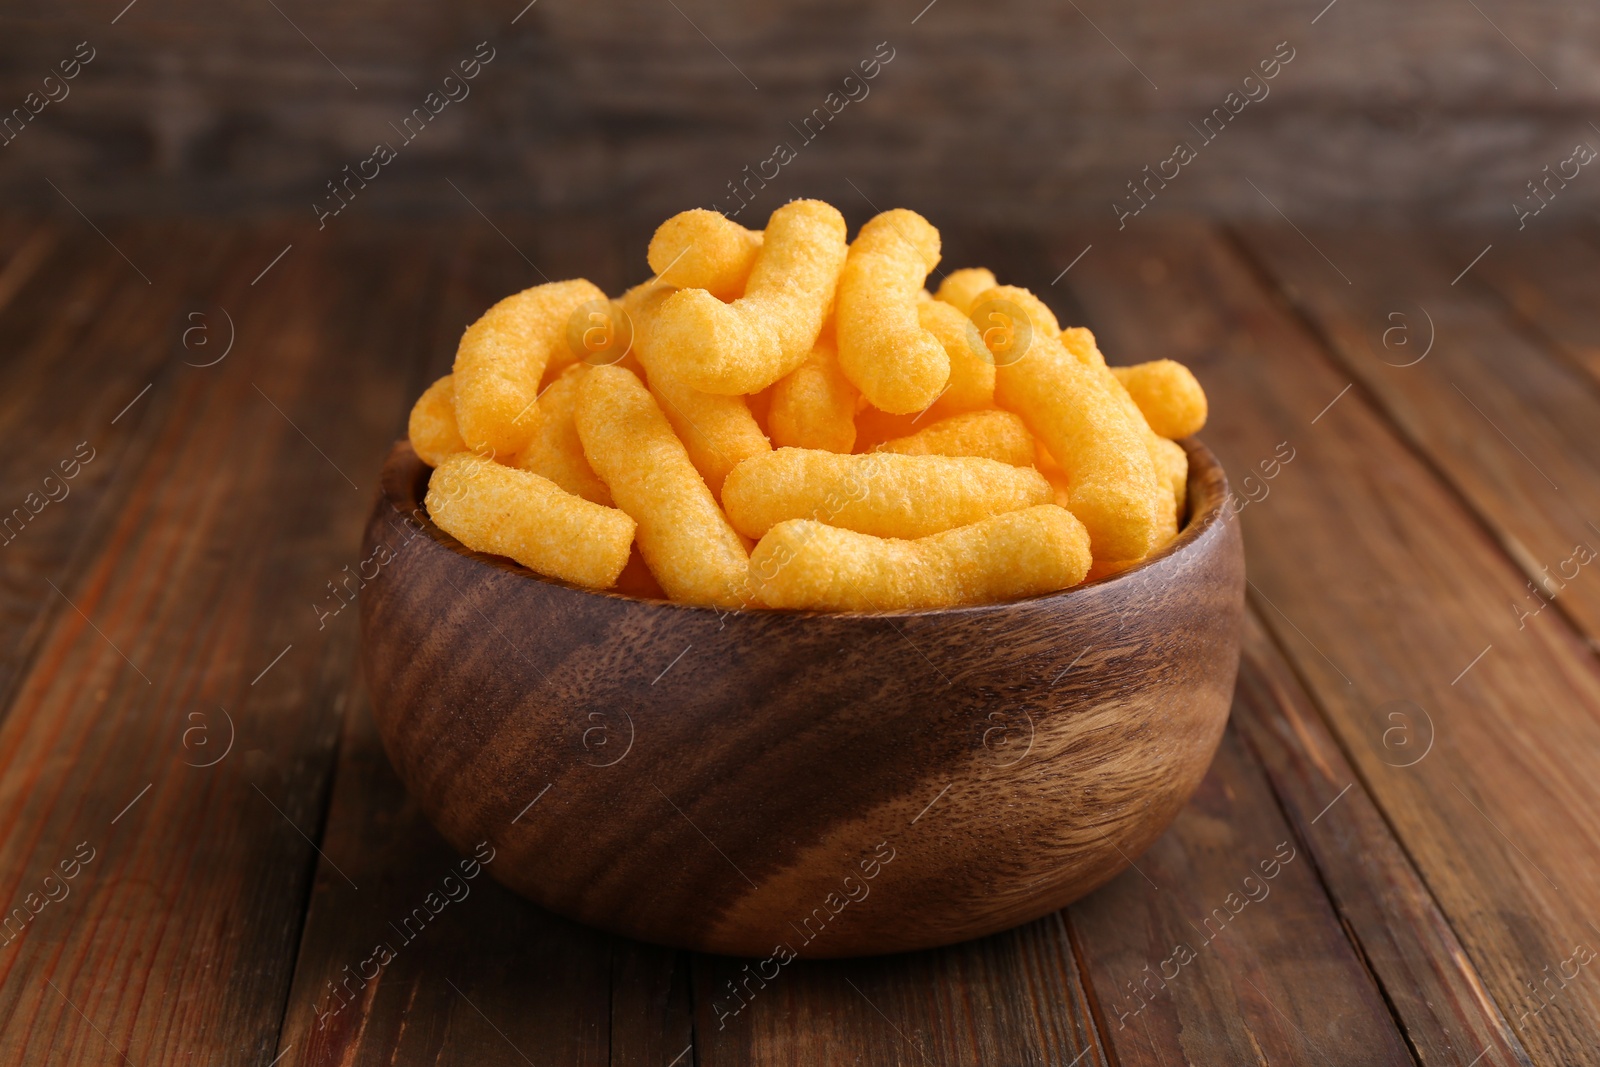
647, 209, 763, 301
649, 370, 772, 498
620, 277, 671, 319
1114, 384, 1179, 541
408, 375, 467, 468
879, 410, 1035, 467
642, 200, 847, 395
1062, 326, 1186, 534
512, 365, 612, 506
768, 330, 859, 453
610, 280, 674, 384
1039, 435, 1160, 581
452, 279, 607, 457
722, 447, 1051, 541
934, 267, 998, 316
917, 297, 995, 414
1035, 432, 1178, 557
552, 296, 639, 381
751, 505, 1091, 612
574, 365, 750, 607
406, 200, 1214, 610
981, 286, 1167, 561
1060, 326, 1107, 369
1072, 327, 1175, 538
836, 209, 949, 414
1111, 360, 1208, 440
1033, 446, 1076, 518
1152, 435, 1189, 519
426, 452, 635, 589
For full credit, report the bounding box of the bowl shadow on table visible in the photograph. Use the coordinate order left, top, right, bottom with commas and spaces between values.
356, 438, 1243, 960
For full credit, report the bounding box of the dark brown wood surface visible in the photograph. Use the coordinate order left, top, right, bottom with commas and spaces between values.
1450, 232, 1600, 387
0, 1, 1594, 225
0, 216, 1597, 1064
1067, 724, 1413, 1066
1235, 226, 1600, 639
1231, 614, 1533, 1066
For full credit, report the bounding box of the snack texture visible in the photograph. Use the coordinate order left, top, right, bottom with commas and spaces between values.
452, 279, 606, 457
647, 209, 762, 301
426, 453, 634, 589
983, 286, 1169, 562
934, 267, 998, 316
751, 505, 1091, 611
880, 410, 1035, 467
574, 365, 750, 607
1064, 326, 1183, 536
836, 209, 949, 414
512, 365, 613, 506
768, 332, 859, 454
641, 199, 847, 395
917, 297, 995, 414
404, 199, 1210, 610
1111, 360, 1209, 440
649, 370, 772, 498
722, 448, 1052, 540
408, 375, 466, 468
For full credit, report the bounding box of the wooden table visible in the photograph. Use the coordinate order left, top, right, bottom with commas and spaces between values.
0, 214, 1596, 1066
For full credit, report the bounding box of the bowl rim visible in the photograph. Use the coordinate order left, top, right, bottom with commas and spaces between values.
377, 437, 1232, 621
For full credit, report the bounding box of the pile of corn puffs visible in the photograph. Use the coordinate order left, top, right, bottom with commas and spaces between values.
408, 200, 1206, 612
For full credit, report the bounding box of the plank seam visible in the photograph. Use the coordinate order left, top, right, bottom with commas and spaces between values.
1235, 601, 1533, 1066
259, 660, 356, 1066
1056, 911, 1117, 1067
1429, 229, 1600, 411
1221, 222, 1600, 670
1219, 223, 1541, 1062
1233, 607, 1428, 1065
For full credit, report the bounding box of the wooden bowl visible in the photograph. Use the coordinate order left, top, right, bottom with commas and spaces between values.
359, 439, 1244, 958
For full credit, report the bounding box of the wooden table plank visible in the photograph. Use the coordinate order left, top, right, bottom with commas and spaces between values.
1057, 221, 1600, 1065
692, 914, 1104, 1066
1232, 613, 1533, 1066
0, 220, 54, 315
1235, 225, 1600, 643
1445, 230, 1600, 387
0, 223, 444, 1065
1067, 723, 1414, 1066
272, 668, 619, 1067
0, 224, 238, 727
611, 943, 695, 1067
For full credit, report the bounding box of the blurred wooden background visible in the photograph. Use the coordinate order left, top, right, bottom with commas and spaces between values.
1, 0, 1596, 227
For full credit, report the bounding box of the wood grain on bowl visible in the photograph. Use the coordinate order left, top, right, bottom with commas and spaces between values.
358, 438, 1244, 957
